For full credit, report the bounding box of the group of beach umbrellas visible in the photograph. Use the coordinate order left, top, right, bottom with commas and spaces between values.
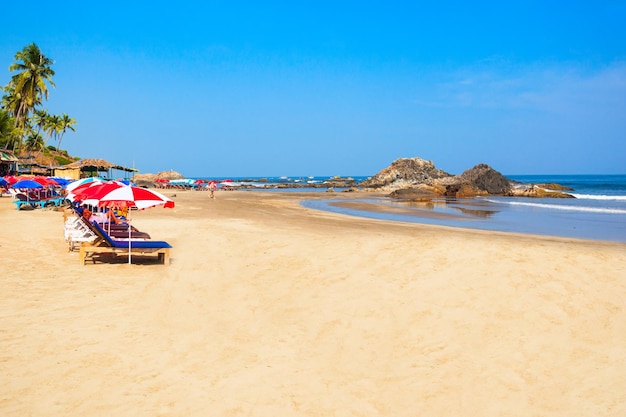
5, 175, 175, 264
3, 175, 73, 201
67, 178, 174, 210
3, 174, 174, 210
71, 179, 174, 264
2, 175, 71, 189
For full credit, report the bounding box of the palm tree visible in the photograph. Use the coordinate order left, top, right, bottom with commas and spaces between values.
32, 109, 49, 135
44, 113, 61, 149
56, 113, 76, 151
24, 130, 45, 152
0, 108, 22, 150
6, 43, 55, 131
0, 90, 28, 151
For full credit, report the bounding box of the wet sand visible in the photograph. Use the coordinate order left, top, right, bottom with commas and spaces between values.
1, 189, 625, 416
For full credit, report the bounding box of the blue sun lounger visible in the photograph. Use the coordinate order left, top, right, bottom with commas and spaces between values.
79, 219, 172, 265
13, 195, 65, 210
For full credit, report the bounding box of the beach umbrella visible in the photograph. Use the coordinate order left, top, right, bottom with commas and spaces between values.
32, 177, 59, 199
10, 179, 44, 203
70, 181, 125, 204
10, 179, 44, 189
65, 176, 104, 193
67, 179, 128, 202
69, 181, 128, 235
4, 175, 18, 185
0, 177, 7, 187
94, 185, 175, 264
33, 176, 58, 186
50, 177, 70, 186
96, 186, 175, 210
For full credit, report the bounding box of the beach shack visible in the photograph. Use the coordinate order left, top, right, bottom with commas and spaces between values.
17, 155, 53, 176
0, 150, 19, 176
54, 158, 138, 180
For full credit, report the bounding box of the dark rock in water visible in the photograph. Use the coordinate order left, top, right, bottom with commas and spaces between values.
447, 163, 513, 196
388, 185, 439, 200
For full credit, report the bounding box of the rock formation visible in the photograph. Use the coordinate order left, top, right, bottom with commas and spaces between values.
440, 163, 512, 197
133, 170, 185, 187
510, 183, 575, 198
358, 157, 452, 191
361, 157, 574, 199
156, 170, 185, 180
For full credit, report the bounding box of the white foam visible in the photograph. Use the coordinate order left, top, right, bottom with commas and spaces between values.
486, 199, 626, 214
571, 193, 626, 201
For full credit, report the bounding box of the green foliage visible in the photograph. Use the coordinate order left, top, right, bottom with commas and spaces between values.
24, 131, 44, 151
1, 43, 77, 154
54, 154, 73, 165
6, 43, 55, 131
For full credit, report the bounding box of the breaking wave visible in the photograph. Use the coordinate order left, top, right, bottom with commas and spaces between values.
486, 199, 626, 215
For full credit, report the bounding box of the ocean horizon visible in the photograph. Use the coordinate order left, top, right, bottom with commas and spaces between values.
194, 174, 626, 243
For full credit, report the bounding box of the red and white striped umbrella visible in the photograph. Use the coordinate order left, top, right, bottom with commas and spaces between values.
65, 176, 104, 194
96, 185, 175, 210
88, 184, 174, 264
68, 180, 122, 203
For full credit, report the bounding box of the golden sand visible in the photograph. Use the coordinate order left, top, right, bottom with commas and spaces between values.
1, 189, 625, 416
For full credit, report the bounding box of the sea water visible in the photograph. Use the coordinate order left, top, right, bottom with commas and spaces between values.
195, 176, 369, 189
299, 174, 626, 243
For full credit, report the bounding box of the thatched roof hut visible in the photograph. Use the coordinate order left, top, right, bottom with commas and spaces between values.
54, 158, 138, 180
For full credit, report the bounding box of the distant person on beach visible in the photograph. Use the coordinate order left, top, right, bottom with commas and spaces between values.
208, 181, 217, 199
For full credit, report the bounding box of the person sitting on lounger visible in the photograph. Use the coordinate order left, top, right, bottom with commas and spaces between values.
81, 205, 92, 220
105, 209, 124, 224
89, 208, 124, 224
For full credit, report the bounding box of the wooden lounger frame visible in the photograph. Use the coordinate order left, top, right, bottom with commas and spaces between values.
79, 242, 171, 265
78, 218, 172, 265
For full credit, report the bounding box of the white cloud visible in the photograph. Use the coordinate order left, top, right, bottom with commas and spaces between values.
413, 61, 626, 113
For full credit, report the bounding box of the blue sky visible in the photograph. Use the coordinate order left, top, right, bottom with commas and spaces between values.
2, 1, 625, 176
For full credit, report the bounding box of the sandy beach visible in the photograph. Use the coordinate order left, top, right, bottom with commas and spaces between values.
1, 189, 625, 416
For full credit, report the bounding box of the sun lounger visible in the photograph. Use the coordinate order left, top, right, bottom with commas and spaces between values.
79, 219, 172, 265
93, 221, 152, 240
65, 214, 147, 251
64, 216, 98, 251
13, 192, 65, 210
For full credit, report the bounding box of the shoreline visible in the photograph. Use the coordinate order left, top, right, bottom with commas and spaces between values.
298, 192, 626, 244
2, 189, 625, 416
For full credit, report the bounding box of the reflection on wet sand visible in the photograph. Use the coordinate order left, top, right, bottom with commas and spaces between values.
328, 197, 500, 221
451, 206, 499, 218
390, 198, 500, 219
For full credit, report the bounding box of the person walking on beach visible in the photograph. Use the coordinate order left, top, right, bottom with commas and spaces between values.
208, 181, 217, 199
